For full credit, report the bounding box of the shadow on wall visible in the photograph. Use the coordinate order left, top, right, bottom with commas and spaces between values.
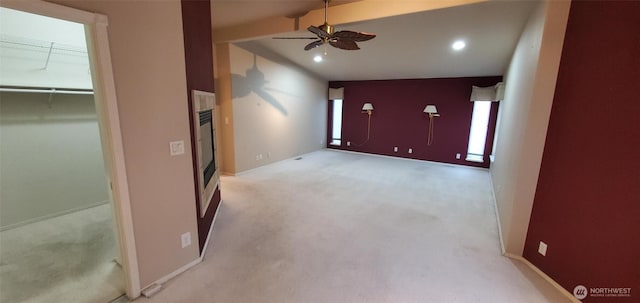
231, 54, 288, 116
231, 40, 326, 117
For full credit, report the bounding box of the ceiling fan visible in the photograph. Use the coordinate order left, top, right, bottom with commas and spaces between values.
273, 0, 376, 51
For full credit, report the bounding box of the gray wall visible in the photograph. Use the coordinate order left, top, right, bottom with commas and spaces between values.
0, 92, 109, 229
227, 42, 328, 173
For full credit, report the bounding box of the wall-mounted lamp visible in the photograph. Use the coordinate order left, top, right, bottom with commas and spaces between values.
423, 105, 439, 145
362, 102, 374, 114
355, 102, 374, 146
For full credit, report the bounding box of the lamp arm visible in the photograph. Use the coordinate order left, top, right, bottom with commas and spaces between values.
353, 110, 373, 146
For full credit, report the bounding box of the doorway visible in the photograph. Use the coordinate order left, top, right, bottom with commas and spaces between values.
0, 7, 123, 303
0, 1, 140, 300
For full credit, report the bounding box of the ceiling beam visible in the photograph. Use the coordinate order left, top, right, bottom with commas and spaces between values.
212, 0, 488, 43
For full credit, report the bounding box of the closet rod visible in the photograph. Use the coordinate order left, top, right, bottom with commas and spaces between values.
0, 87, 93, 95
0, 38, 88, 54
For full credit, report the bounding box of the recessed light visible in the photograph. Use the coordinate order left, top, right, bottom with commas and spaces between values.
452, 40, 466, 51
313, 55, 323, 62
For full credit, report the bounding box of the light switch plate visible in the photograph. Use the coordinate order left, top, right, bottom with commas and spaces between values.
170, 141, 185, 156
181, 232, 191, 248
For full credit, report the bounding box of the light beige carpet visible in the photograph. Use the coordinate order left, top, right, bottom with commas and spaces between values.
139, 150, 571, 303
0, 204, 124, 303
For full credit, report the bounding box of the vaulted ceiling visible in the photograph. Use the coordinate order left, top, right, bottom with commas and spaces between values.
212, 0, 536, 81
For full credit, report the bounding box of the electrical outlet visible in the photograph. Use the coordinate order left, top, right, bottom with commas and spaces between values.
259, 154, 263, 160
347, 141, 351, 146
456, 153, 461, 159
538, 241, 548, 256
181, 232, 191, 248
394, 146, 398, 152
256, 155, 260, 161
408, 148, 413, 154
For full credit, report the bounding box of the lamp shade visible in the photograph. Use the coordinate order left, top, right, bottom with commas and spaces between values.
362, 103, 374, 111
423, 105, 438, 114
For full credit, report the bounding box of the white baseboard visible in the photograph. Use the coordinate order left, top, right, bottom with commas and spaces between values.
233, 151, 320, 176
0, 200, 110, 231
489, 174, 576, 302
141, 283, 162, 298
152, 257, 201, 287
141, 200, 223, 294
504, 254, 581, 303
329, 149, 490, 171
488, 175, 506, 255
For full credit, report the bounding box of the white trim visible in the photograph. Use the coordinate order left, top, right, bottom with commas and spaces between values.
88, 19, 141, 298
504, 254, 581, 303
233, 152, 319, 176
0, 1, 141, 298
0, 0, 95, 24
329, 149, 490, 171
465, 155, 484, 163
151, 257, 201, 287
0, 200, 109, 232
490, 157, 573, 302
232, 148, 489, 176
141, 201, 222, 294
140, 284, 162, 298
200, 200, 223, 258
489, 175, 506, 255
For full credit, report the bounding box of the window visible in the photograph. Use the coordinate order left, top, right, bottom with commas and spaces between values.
466, 101, 492, 162
330, 99, 343, 146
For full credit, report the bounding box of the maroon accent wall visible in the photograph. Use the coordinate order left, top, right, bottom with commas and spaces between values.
181, 0, 220, 253
524, 1, 640, 301
329, 77, 501, 168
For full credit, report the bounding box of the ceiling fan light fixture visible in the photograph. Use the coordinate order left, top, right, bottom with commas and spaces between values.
313, 55, 323, 62
272, 0, 376, 52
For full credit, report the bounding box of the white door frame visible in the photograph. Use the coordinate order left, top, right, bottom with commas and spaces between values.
0, 0, 141, 298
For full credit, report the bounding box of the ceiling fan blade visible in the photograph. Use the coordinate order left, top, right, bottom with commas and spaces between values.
304, 40, 325, 51
272, 37, 319, 40
274, 0, 373, 52
329, 39, 360, 50
308, 25, 330, 39
332, 31, 376, 42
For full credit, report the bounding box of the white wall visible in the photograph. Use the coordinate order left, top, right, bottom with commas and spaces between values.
227, 42, 327, 173
0, 7, 92, 89
0, 92, 109, 229
490, 1, 570, 255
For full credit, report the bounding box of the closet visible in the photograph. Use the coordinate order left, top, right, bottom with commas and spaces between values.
0, 7, 124, 303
